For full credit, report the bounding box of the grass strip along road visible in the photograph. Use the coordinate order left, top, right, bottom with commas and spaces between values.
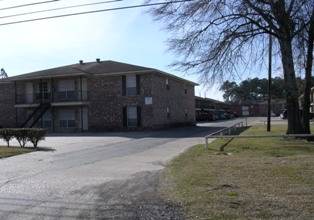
158, 125, 314, 219
0, 147, 36, 159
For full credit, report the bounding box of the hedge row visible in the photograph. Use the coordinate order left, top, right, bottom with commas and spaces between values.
0, 128, 47, 148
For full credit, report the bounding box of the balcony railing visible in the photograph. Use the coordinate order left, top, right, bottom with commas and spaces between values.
16, 91, 89, 104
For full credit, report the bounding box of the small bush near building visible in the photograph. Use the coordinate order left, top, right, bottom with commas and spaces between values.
26, 129, 47, 148
13, 128, 29, 147
0, 129, 14, 147
0, 128, 47, 148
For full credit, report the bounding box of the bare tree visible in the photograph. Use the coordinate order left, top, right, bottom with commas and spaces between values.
295, 5, 314, 134
148, 0, 314, 134
0, 68, 8, 78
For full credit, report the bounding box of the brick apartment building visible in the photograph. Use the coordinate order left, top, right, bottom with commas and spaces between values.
0, 60, 197, 132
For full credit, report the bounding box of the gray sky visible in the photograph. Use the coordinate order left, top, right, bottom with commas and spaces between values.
0, 0, 232, 100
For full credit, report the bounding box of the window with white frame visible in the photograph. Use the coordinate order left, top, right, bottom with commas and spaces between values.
127, 106, 138, 127
126, 75, 137, 96
59, 108, 76, 128
58, 79, 75, 100
36, 82, 50, 100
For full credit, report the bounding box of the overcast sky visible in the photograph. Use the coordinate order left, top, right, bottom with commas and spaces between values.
0, 0, 243, 101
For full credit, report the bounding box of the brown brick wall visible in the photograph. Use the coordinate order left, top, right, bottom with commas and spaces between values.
0, 83, 16, 128
151, 74, 196, 128
0, 72, 196, 131
87, 74, 156, 131
87, 73, 195, 131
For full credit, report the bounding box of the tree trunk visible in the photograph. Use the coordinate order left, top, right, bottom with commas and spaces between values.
302, 8, 314, 134
279, 38, 304, 134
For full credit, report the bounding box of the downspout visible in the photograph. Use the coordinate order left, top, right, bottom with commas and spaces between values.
15, 81, 17, 127
40, 79, 42, 104
81, 106, 83, 132
51, 78, 54, 132
52, 107, 55, 132
80, 75, 82, 101
51, 78, 54, 102
80, 75, 83, 131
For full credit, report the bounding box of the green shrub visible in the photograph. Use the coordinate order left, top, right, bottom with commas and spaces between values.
0, 128, 47, 148
13, 129, 29, 148
26, 129, 47, 148
0, 129, 14, 147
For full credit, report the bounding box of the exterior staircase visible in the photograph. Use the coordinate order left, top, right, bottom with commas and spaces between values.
21, 103, 51, 128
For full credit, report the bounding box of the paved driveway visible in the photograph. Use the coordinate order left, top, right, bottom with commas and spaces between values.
0, 118, 264, 219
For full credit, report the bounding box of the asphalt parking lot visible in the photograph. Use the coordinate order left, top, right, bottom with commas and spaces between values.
0, 117, 286, 219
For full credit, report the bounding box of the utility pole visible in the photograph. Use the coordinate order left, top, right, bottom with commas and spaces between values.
267, 30, 272, 132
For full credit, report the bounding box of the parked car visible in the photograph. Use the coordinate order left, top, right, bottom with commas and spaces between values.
212, 113, 219, 121
196, 111, 215, 121
206, 113, 215, 121
196, 112, 207, 121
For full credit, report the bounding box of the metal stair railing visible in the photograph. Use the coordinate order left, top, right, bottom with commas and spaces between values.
21, 103, 51, 128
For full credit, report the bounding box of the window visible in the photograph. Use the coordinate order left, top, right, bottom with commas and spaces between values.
126, 75, 137, 95
122, 75, 140, 96
58, 79, 75, 100
40, 82, 48, 93
36, 82, 50, 100
37, 111, 52, 128
166, 78, 170, 90
127, 106, 138, 127
59, 109, 76, 128
123, 106, 141, 127
167, 107, 170, 118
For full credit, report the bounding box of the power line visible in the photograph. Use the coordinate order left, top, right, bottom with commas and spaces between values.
0, 0, 195, 26
0, 0, 60, 11
0, 0, 123, 19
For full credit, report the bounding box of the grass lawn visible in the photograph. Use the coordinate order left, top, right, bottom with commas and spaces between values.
159, 125, 314, 219
0, 146, 37, 159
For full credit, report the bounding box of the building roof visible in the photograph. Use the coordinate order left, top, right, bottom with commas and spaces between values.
0, 60, 198, 86
228, 100, 263, 105
195, 96, 229, 105
258, 99, 286, 105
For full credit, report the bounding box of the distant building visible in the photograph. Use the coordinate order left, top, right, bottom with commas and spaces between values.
195, 96, 230, 121
229, 99, 286, 117
258, 99, 286, 116
195, 96, 230, 111
0, 60, 198, 131
229, 100, 261, 117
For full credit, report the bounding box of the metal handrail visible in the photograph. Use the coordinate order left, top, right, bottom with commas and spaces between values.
205, 119, 314, 149
205, 120, 246, 148
208, 134, 314, 138
15, 90, 89, 104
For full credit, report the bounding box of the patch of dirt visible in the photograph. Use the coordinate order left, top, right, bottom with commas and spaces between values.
77, 171, 185, 220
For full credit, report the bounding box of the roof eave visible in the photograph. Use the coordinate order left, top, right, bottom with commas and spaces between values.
2, 72, 87, 82
95, 69, 198, 86
152, 69, 199, 86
